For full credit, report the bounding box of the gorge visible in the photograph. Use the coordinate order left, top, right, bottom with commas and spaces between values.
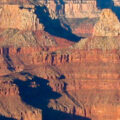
0, 0, 120, 120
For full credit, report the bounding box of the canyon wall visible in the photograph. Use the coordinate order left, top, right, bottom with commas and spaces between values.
73, 23, 94, 37
0, 4, 44, 31
64, 0, 100, 18
0, 0, 101, 19
114, 0, 120, 6
0, 2, 120, 120
0, 46, 120, 65
0, 80, 19, 96
93, 9, 120, 36
0, 0, 120, 19
1, 47, 120, 120
1, 46, 120, 120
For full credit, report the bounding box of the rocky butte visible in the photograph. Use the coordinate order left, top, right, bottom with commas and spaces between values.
0, 0, 120, 120
93, 9, 120, 36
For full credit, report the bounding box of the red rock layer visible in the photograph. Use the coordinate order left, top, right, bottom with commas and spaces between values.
73, 23, 94, 37
0, 46, 120, 120
53, 49, 120, 119
0, 80, 19, 96
0, 47, 120, 65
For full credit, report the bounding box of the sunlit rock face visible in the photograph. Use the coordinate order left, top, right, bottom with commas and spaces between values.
1, 0, 120, 19
93, 9, 120, 36
1, 1, 120, 120
113, 0, 120, 6
0, 5, 44, 31
64, 0, 100, 18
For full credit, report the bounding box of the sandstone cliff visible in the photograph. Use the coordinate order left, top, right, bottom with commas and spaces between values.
0, 5, 44, 31
73, 9, 120, 50
0, 73, 42, 120
1, 0, 120, 19
64, 0, 100, 18
114, 0, 120, 6
93, 9, 120, 36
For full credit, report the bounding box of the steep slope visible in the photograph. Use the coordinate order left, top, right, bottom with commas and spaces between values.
93, 9, 120, 36
1, 1, 120, 120
0, 5, 44, 31
73, 9, 120, 50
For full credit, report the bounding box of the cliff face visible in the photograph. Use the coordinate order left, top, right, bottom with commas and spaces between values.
0, 5, 44, 31
64, 0, 100, 18
93, 9, 120, 36
0, 1, 120, 120
0, 0, 100, 19
41, 0, 120, 19
114, 0, 120, 6
0, 73, 42, 120
1, 44, 120, 120
0, 0, 120, 19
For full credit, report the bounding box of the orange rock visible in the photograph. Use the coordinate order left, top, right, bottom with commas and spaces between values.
93, 9, 120, 36
21, 110, 42, 120
0, 5, 44, 31
64, 0, 100, 18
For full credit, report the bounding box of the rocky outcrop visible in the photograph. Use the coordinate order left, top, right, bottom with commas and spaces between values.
1, 46, 120, 67
0, 5, 44, 31
20, 110, 42, 120
93, 9, 120, 36
31, 0, 101, 19
0, 29, 61, 47
46, 1, 58, 19
1, 0, 120, 20
113, 0, 120, 6
0, 73, 43, 120
0, 80, 19, 96
73, 23, 94, 37
64, 0, 100, 18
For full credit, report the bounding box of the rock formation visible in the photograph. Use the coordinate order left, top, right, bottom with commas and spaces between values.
0, 5, 44, 31
64, 0, 100, 18
114, 0, 120, 6
1, 0, 120, 19
0, 1, 120, 120
1, 0, 100, 19
20, 110, 42, 120
93, 9, 120, 36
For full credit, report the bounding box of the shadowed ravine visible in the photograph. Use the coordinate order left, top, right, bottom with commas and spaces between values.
14, 72, 91, 120
34, 5, 81, 42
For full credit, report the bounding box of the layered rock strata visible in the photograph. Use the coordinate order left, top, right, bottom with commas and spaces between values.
1, 0, 120, 19
64, 0, 100, 18
0, 1, 120, 120
0, 0, 100, 19
93, 9, 120, 36
0, 5, 44, 31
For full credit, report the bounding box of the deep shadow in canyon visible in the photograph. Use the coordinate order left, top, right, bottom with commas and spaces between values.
0, 115, 16, 120
34, 5, 81, 42
97, 0, 120, 19
14, 72, 91, 120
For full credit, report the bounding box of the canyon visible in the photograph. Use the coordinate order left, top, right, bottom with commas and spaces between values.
0, 0, 120, 120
